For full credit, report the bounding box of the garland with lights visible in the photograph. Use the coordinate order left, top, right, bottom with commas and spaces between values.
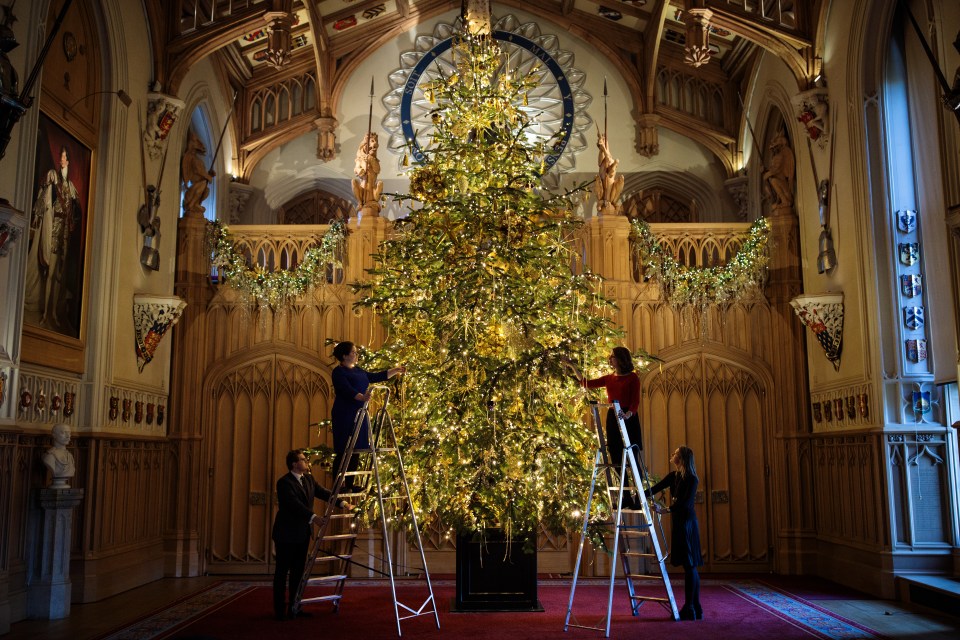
356, 30, 624, 537
206, 219, 347, 308
630, 217, 771, 312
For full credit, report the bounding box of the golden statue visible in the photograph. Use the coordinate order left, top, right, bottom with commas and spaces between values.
594, 132, 624, 215
351, 132, 383, 216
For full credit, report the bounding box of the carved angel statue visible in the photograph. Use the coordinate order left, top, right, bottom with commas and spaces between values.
181, 129, 215, 217
351, 133, 383, 213
594, 132, 624, 215
762, 133, 795, 208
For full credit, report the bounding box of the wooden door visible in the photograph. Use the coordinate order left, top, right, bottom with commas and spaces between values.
643, 353, 772, 572
203, 351, 333, 573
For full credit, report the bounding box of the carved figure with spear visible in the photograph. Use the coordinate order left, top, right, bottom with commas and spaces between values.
352, 77, 383, 217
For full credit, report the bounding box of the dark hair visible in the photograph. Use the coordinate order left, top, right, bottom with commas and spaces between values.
59, 145, 70, 161
285, 449, 303, 470
332, 341, 355, 363
677, 446, 698, 479
611, 346, 634, 374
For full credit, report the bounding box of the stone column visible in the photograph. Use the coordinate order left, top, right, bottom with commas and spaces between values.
27, 488, 84, 619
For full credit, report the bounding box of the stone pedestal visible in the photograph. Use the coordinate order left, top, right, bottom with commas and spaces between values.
27, 488, 83, 619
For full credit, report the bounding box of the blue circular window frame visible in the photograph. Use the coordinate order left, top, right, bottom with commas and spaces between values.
399, 31, 575, 170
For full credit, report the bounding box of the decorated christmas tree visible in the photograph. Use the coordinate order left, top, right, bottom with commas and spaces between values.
357, 3, 620, 537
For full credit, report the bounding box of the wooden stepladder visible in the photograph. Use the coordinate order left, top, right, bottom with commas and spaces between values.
292, 386, 440, 636
564, 401, 679, 636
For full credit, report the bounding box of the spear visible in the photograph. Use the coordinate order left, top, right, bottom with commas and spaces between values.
209, 90, 239, 174
737, 92, 765, 170
603, 76, 608, 138
366, 76, 375, 142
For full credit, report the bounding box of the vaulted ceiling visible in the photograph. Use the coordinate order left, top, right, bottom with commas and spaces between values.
150, 1, 826, 181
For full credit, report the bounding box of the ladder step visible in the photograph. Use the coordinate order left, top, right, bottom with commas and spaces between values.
626, 573, 671, 580
623, 551, 661, 559
337, 492, 368, 499
376, 447, 397, 453
313, 554, 352, 562
300, 594, 343, 604
306, 574, 347, 585
344, 470, 372, 477
329, 513, 354, 520
629, 595, 672, 603
322, 533, 358, 541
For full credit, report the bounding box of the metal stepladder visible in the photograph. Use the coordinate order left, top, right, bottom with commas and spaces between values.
564, 401, 679, 636
292, 385, 440, 636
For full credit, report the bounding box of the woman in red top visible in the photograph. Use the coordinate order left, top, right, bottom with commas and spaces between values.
578, 347, 643, 471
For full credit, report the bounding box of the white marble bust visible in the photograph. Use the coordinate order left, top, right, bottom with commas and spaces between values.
42, 423, 75, 489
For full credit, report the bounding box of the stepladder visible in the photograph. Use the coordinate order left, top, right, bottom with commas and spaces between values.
564, 401, 679, 636
292, 385, 440, 636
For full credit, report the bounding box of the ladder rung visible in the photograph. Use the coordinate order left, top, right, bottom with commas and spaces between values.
344, 470, 372, 477
623, 551, 661, 559
329, 513, 354, 519
626, 573, 671, 580
300, 594, 342, 604
336, 492, 367, 499
619, 524, 652, 532
618, 529, 651, 538
322, 533, 358, 541
629, 595, 672, 603
306, 574, 347, 585
312, 554, 352, 562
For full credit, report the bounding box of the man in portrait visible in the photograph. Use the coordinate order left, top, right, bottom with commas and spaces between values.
24, 138, 83, 334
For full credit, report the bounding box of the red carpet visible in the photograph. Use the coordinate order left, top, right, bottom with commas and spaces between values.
100, 578, 887, 640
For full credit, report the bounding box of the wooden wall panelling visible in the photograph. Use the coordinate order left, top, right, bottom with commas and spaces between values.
204, 351, 334, 573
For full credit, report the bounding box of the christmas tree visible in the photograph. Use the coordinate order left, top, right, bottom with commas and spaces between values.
357, 5, 621, 537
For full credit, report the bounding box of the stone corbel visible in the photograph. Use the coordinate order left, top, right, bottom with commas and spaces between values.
636, 113, 660, 158
143, 92, 185, 160
315, 115, 338, 162
792, 88, 829, 148
133, 294, 187, 372
228, 182, 256, 224
723, 172, 749, 220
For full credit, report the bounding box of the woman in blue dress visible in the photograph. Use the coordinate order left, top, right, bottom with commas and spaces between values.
646, 445, 704, 620
330, 341, 405, 487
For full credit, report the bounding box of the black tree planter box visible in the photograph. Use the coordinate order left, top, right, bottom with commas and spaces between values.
453, 529, 543, 612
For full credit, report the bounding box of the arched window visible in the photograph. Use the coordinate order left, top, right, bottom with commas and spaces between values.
180, 107, 218, 221
251, 96, 262, 132
278, 86, 290, 121
865, 1, 957, 425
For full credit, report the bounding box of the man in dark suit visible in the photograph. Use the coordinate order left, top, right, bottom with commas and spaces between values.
272, 449, 348, 621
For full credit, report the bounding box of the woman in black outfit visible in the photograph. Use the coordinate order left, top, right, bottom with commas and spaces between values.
645, 445, 703, 620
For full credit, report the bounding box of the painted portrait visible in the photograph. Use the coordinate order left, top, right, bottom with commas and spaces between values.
23, 112, 91, 339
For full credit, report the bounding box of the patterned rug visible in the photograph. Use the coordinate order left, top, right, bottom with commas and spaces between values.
99, 578, 888, 640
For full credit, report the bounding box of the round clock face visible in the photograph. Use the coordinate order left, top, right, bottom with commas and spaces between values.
383, 15, 592, 173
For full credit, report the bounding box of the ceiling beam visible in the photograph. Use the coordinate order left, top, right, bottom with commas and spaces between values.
642, 0, 670, 118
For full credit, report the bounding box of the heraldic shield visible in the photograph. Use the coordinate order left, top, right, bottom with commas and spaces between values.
903, 307, 924, 331
906, 338, 928, 363
898, 243, 919, 266
897, 209, 917, 233
901, 274, 922, 297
